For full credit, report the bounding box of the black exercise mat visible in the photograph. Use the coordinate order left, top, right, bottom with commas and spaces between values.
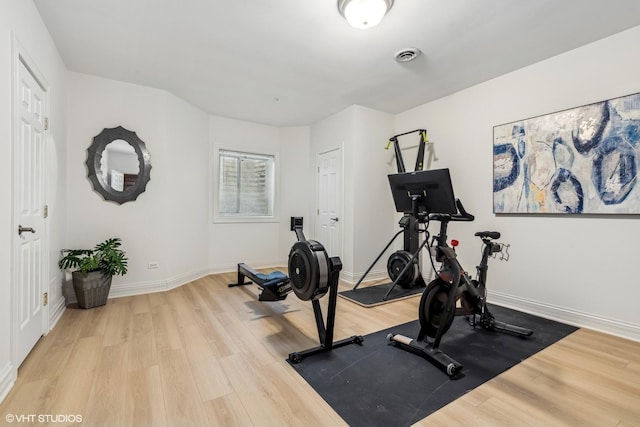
289, 304, 578, 427
338, 282, 424, 307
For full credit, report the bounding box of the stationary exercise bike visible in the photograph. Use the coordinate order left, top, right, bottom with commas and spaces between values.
386, 169, 533, 376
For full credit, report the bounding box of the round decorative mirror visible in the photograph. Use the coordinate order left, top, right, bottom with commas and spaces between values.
86, 126, 151, 204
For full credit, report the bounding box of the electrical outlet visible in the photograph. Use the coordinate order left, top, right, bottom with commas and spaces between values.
148, 261, 159, 269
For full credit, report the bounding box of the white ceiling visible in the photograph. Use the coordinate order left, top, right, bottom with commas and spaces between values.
34, 0, 640, 127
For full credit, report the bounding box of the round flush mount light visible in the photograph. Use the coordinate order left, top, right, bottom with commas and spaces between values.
394, 47, 422, 63
338, 0, 394, 29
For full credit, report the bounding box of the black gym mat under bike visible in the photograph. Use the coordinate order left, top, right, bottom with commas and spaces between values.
289, 304, 577, 427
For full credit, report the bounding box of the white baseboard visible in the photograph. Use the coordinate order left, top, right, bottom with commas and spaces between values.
109, 279, 169, 298
341, 268, 387, 284
208, 260, 287, 275
48, 295, 66, 331
489, 290, 640, 343
109, 268, 211, 299
0, 361, 16, 404
166, 268, 211, 290
208, 263, 244, 275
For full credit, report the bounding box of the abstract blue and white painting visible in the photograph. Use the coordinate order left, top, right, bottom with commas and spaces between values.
493, 92, 640, 214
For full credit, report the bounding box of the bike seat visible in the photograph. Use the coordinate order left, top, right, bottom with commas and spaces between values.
475, 231, 500, 240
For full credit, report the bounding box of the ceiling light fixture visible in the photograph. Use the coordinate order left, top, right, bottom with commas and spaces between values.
338, 0, 394, 30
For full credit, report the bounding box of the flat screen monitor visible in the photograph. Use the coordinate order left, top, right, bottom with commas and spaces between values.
388, 168, 457, 215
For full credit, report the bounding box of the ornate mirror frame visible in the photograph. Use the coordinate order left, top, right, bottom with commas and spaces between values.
86, 126, 152, 204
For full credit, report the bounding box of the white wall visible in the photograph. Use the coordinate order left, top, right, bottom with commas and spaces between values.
279, 126, 312, 257
0, 0, 67, 402
351, 106, 395, 279
209, 116, 311, 270
66, 72, 210, 296
310, 105, 394, 279
395, 26, 640, 340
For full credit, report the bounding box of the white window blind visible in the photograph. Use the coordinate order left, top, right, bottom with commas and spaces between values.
218, 150, 275, 217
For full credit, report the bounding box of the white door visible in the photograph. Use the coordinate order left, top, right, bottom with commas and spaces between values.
317, 148, 342, 257
14, 57, 47, 366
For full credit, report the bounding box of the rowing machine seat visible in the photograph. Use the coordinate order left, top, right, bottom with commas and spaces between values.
255, 271, 289, 287
228, 263, 292, 301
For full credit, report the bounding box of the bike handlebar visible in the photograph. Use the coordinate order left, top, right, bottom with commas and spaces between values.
427, 199, 474, 223
455, 199, 474, 221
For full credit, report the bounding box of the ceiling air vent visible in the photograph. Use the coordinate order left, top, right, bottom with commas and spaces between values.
394, 47, 421, 63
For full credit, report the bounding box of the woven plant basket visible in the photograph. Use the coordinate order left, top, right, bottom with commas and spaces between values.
72, 271, 112, 309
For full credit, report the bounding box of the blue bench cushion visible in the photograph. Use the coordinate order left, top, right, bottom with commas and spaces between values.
255, 271, 289, 288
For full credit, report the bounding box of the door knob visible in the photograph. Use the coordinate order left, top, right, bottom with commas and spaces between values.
18, 225, 35, 235
330, 217, 339, 222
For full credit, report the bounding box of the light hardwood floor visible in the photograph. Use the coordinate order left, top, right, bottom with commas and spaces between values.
1, 271, 639, 426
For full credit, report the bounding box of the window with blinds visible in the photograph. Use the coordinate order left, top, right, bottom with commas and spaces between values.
218, 150, 275, 217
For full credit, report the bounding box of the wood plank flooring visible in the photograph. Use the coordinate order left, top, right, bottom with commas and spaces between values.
1, 271, 639, 426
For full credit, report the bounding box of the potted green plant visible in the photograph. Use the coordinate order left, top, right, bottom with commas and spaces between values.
58, 238, 128, 309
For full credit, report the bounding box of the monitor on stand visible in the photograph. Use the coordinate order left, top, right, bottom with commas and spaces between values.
388, 168, 457, 219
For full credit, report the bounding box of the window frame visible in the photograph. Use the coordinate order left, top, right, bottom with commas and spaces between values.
213, 147, 279, 224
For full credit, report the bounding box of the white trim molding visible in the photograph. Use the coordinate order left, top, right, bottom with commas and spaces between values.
208, 259, 286, 276
0, 362, 16, 404
48, 294, 66, 331
489, 290, 640, 343
108, 267, 211, 299
341, 268, 387, 285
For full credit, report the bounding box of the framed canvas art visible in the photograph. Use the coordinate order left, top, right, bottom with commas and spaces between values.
493, 92, 640, 214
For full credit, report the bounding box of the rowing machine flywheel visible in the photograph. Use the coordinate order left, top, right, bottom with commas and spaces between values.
288, 240, 330, 301
387, 250, 420, 288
